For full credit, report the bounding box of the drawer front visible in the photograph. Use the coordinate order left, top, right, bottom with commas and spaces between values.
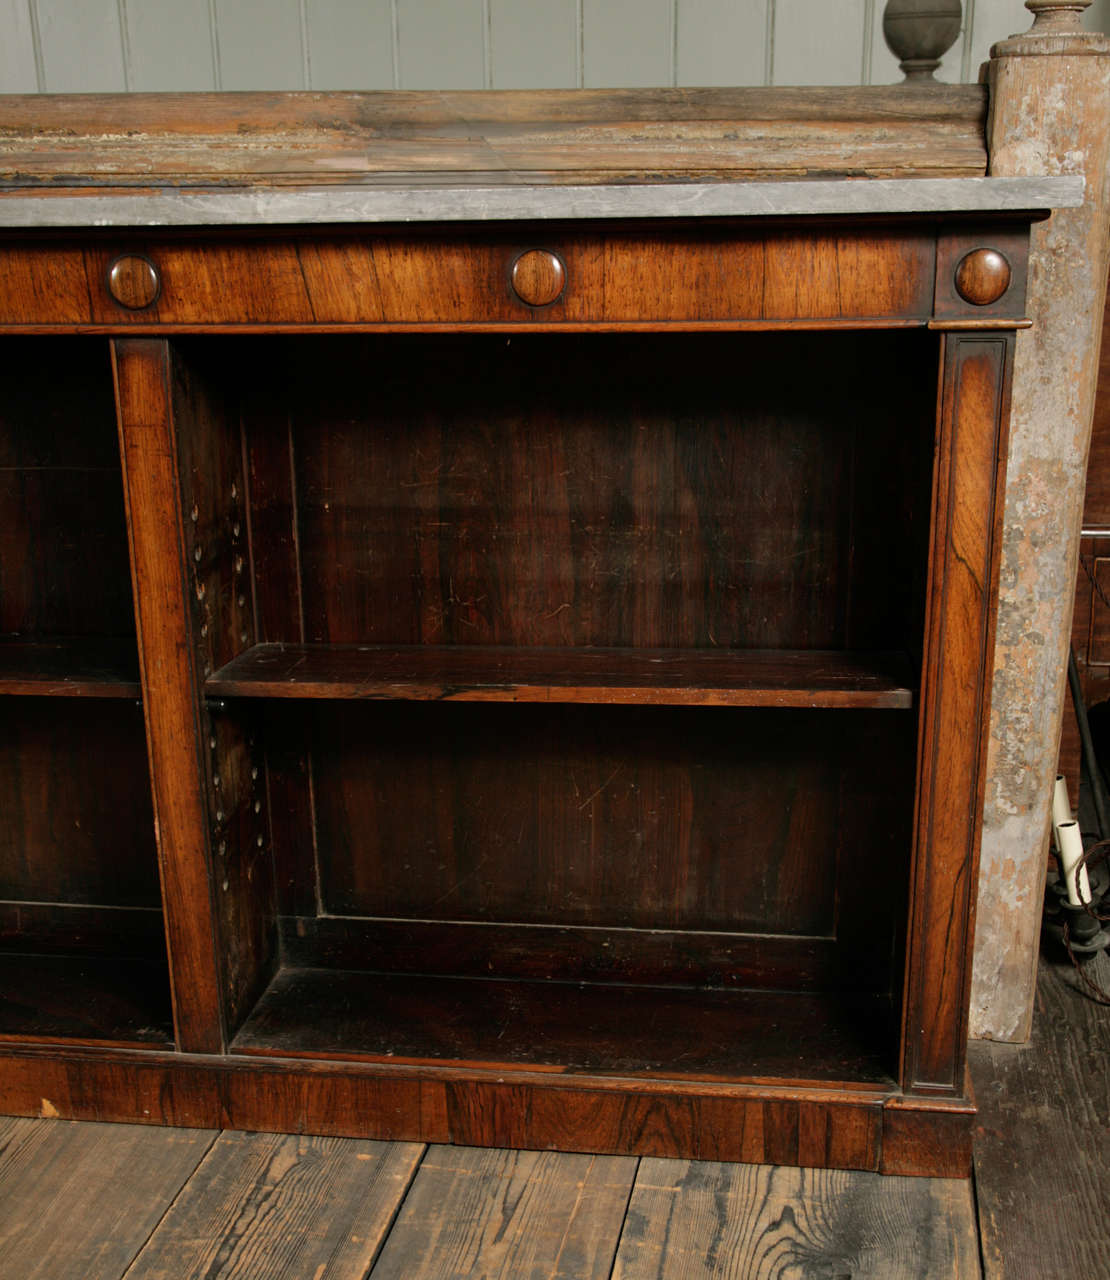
0, 227, 950, 328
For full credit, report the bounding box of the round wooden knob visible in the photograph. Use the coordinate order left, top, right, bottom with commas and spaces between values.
106, 254, 161, 310
510, 250, 566, 307
954, 249, 1012, 307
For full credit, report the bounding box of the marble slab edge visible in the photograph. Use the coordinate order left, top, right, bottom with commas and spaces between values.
0, 176, 1085, 228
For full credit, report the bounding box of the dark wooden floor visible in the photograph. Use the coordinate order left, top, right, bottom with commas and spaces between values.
0, 950, 1104, 1280
970, 948, 1109, 1280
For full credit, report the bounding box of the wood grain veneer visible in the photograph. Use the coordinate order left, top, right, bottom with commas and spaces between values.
0, 86, 1047, 1179
0, 227, 945, 331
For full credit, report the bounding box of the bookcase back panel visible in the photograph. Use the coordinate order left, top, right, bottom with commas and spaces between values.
291, 703, 914, 949
237, 331, 936, 655
0, 340, 134, 640
0, 699, 158, 909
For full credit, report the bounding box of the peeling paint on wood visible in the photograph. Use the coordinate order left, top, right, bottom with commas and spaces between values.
972, 18, 1110, 1041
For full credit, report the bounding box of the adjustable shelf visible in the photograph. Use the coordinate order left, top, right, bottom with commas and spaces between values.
0, 638, 141, 699
206, 643, 916, 709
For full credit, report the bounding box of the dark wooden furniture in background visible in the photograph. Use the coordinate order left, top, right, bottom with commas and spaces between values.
0, 89, 1080, 1177
1062, 284, 1110, 798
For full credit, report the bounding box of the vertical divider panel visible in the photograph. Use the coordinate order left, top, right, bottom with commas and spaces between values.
113, 338, 226, 1054
114, 337, 279, 1055
902, 330, 1013, 1096
169, 342, 278, 1039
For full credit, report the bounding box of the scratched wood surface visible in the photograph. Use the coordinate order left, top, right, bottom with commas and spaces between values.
0, 88, 990, 187
370, 1145, 638, 1280
205, 643, 916, 708
610, 1159, 981, 1279
122, 1131, 425, 1280
0, 1118, 992, 1279
971, 951, 1110, 1280
0, 1118, 216, 1280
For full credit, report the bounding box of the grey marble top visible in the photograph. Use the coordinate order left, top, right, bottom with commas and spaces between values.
0, 176, 1085, 228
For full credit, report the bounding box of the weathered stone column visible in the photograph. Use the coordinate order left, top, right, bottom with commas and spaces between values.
971, 0, 1110, 1040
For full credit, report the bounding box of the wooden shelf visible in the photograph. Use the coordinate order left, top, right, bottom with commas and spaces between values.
0, 953, 174, 1049
0, 639, 141, 699
206, 644, 915, 709
232, 965, 896, 1085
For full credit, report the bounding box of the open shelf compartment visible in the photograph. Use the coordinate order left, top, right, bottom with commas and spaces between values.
0, 953, 173, 1050
165, 327, 938, 1086
0, 338, 171, 1048
224, 690, 918, 1086
232, 967, 897, 1086
0, 638, 141, 698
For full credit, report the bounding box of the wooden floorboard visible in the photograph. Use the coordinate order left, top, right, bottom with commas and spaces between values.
369, 1145, 639, 1279
0, 1112, 39, 1162
7, 946, 1109, 1280
610, 1159, 981, 1279
121, 1131, 424, 1280
971, 950, 1110, 1280
0, 1118, 217, 1280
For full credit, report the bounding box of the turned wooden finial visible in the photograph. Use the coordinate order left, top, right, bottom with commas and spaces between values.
1024, 1, 1092, 34
992, 0, 1106, 56
883, 0, 964, 83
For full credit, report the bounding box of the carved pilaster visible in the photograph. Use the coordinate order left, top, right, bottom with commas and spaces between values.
971, 3, 1110, 1041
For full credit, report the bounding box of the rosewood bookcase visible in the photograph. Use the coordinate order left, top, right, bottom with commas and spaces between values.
0, 88, 1083, 1177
